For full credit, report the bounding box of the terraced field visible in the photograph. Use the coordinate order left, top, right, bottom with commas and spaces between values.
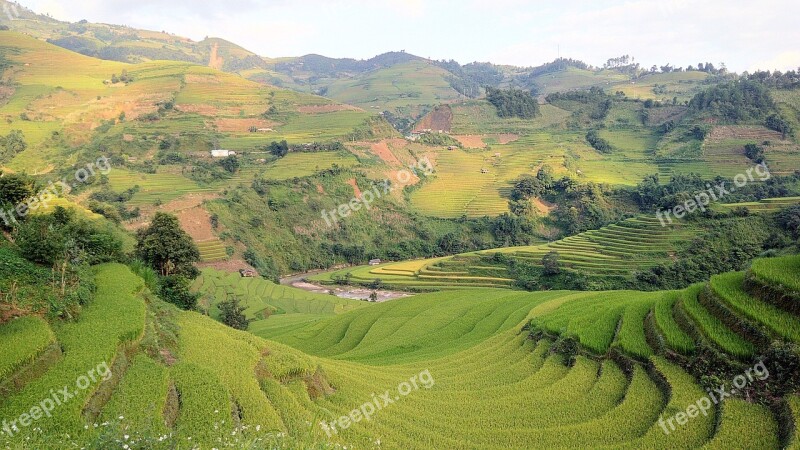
191, 268, 367, 335
3, 256, 798, 448
272, 254, 799, 448
260, 151, 360, 180
195, 239, 227, 262
311, 215, 694, 289
715, 196, 800, 213
107, 169, 216, 207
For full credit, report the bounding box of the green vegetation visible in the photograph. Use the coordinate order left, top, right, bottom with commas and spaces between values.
3, 11, 800, 449
485, 87, 540, 119
0, 316, 54, 380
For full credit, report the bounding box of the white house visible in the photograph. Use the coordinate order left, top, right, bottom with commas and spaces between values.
211, 149, 236, 158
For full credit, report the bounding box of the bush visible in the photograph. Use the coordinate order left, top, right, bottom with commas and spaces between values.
218, 295, 251, 330
744, 143, 765, 163
14, 207, 124, 266
159, 275, 199, 310
586, 130, 612, 153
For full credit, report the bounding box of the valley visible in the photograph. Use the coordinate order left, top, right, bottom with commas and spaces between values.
1, 1, 799, 448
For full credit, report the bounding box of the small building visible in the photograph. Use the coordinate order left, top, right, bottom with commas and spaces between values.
239, 269, 257, 278
369, 259, 382, 266
494, 153, 501, 158
447, 146, 456, 151
211, 149, 236, 158
257, 128, 273, 133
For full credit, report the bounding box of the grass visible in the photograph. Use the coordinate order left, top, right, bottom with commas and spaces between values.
789, 395, 800, 449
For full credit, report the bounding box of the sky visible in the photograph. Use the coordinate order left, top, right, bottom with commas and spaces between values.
13, 0, 800, 72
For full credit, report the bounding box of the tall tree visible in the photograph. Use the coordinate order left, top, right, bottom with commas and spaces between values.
136, 212, 199, 277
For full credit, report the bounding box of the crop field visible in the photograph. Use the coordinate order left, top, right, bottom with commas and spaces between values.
715, 196, 800, 213
107, 169, 216, 206
195, 238, 227, 262
311, 215, 696, 289
749, 254, 800, 294
260, 151, 360, 180
191, 268, 367, 335
483, 215, 694, 275
609, 71, 710, 102
2, 255, 798, 448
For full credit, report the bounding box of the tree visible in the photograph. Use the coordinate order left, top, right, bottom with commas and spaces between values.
369, 292, 378, 302
15, 207, 123, 265
267, 140, 289, 157
542, 251, 561, 276
219, 155, 239, 173
485, 87, 540, 119
218, 294, 251, 330
777, 205, 800, 239
0, 130, 27, 162
136, 212, 200, 277
744, 143, 765, 163
0, 173, 35, 208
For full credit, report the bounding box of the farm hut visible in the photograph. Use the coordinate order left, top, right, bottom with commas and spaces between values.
211, 149, 236, 158
369, 259, 382, 266
239, 269, 257, 278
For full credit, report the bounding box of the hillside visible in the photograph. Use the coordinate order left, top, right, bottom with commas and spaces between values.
3, 250, 799, 448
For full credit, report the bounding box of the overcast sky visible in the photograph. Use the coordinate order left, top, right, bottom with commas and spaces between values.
15, 0, 800, 72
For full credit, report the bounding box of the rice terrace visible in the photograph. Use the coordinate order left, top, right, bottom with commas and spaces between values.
1, 0, 800, 449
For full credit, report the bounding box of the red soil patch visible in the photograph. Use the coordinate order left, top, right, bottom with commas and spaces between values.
370, 140, 403, 166
198, 258, 255, 272
177, 206, 215, 242
346, 178, 362, 197
213, 118, 279, 133
175, 104, 220, 116
414, 105, 453, 133
297, 104, 361, 113
208, 43, 224, 71
453, 135, 486, 148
